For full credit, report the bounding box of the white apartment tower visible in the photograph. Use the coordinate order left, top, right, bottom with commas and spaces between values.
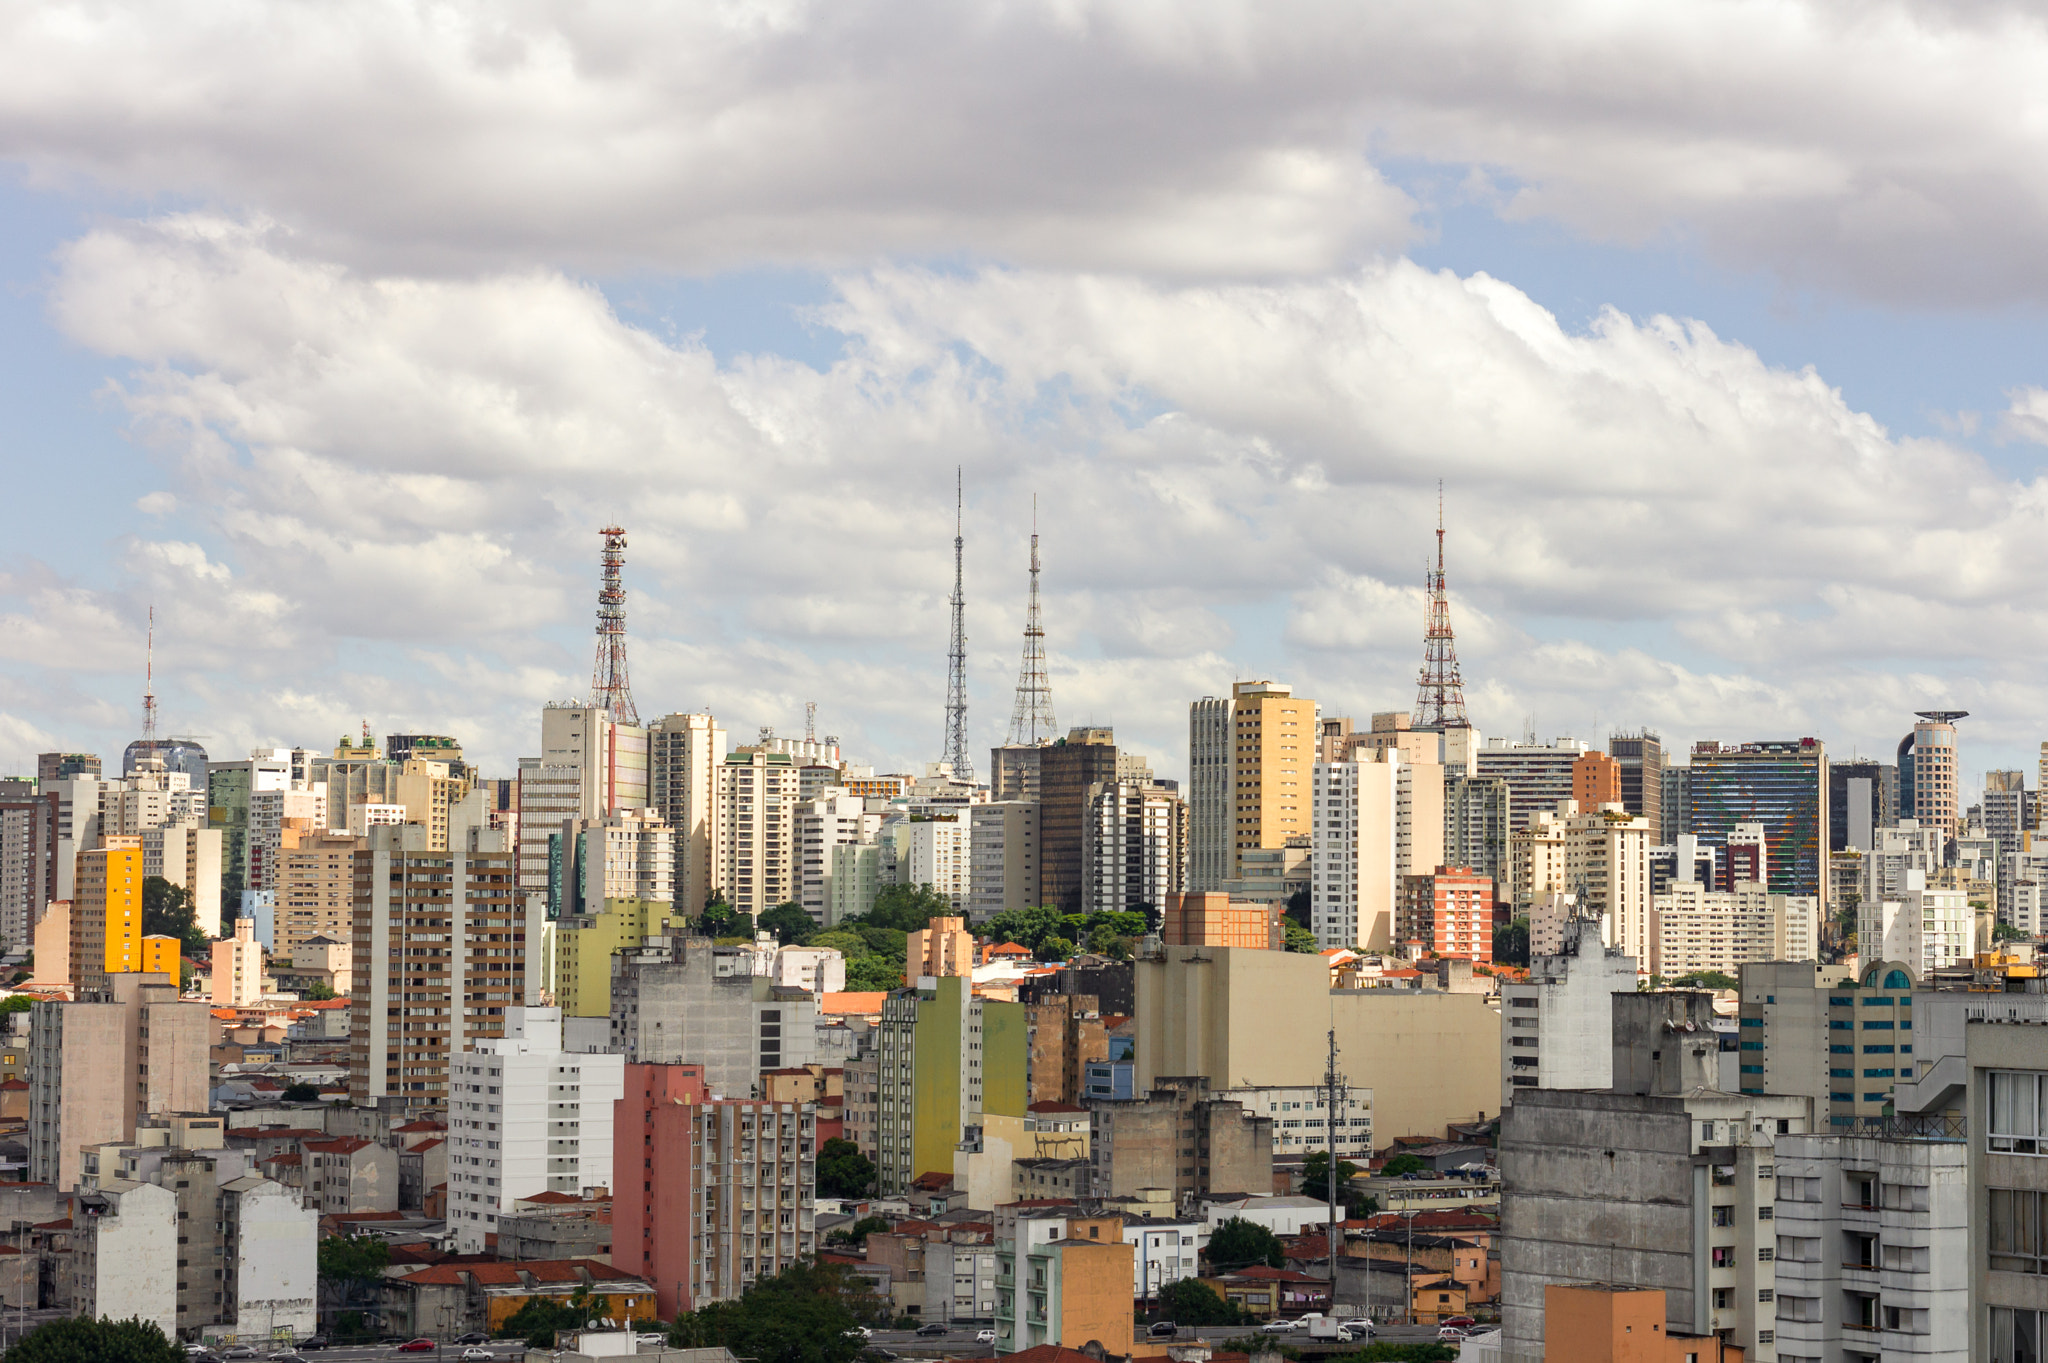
449, 1007, 625, 1253
1311, 756, 1398, 951
518, 704, 650, 910
900, 814, 970, 912
795, 792, 878, 925
717, 748, 799, 913
1082, 782, 1184, 915
650, 712, 727, 915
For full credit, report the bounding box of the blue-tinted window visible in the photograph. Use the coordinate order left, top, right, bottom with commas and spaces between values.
1885, 969, 1911, 989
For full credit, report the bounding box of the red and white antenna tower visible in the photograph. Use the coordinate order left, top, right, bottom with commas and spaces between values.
1414, 485, 1471, 730
591, 526, 641, 727
141, 604, 158, 763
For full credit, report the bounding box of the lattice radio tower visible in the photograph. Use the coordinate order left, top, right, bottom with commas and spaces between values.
1006, 495, 1057, 744
1414, 486, 1471, 729
942, 470, 975, 782
591, 526, 641, 726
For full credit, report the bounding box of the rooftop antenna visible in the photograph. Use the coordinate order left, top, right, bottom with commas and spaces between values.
943, 468, 975, 782
1007, 493, 1058, 745
1414, 482, 1471, 730
805, 702, 818, 745
591, 526, 640, 727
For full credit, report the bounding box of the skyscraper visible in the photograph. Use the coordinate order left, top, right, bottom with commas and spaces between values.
1829, 758, 1896, 852
1187, 697, 1233, 891
648, 712, 727, 914
1038, 729, 1123, 913
1901, 711, 1964, 834
1687, 739, 1829, 903
1477, 736, 1590, 829
1607, 731, 1664, 835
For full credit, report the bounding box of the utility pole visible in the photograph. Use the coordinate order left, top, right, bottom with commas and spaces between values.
1324, 1025, 1345, 1317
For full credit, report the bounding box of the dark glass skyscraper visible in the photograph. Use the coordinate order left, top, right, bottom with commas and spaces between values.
1688, 738, 1828, 901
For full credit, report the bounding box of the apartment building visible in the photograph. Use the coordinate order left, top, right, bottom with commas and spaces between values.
717, 748, 799, 914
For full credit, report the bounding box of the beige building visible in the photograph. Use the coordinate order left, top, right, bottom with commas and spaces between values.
717, 747, 798, 913
28, 972, 210, 1189
649, 711, 727, 915
517, 704, 650, 910
1511, 805, 1570, 913
1565, 803, 1654, 969
1134, 945, 1503, 1143
909, 916, 974, 977
141, 820, 225, 938
395, 758, 470, 850
274, 821, 359, 961
970, 801, 1040, 922
1656, 881, 1821, 978
213, 916, 267, 1007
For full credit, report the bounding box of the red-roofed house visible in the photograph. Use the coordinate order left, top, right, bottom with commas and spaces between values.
380, 1259, 656, 1340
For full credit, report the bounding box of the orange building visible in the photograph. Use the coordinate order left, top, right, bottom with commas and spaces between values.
1398, 867, 1495, 963
1544, 1284, 1745, 1362
1572, 751, 1623, 810
1159, 891, 1282, 950
908, 915, 974, 978
72, 841, 145, 994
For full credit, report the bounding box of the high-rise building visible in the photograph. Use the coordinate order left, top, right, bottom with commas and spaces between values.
649, 712, 727, 916
716, 747, 799, 914
548, 808, 673, 920
28, 973, 211, 1189
348, 798, 534, 1108
519, 704, 651, 914
1660, 763, 1691, 845
908, 915, 975, 978
1499, 917, 1638, 1110
1310, 747, 1443, 951
1900, 711, 1963, 834
0, 788, 58, 951
1477, 736, 1590, 829
1563, 803, 1654, 969
990, 743, 1047, 804
1983, 770, 2028, 865
1397, 865, 1494, 963
449, 1007, 625, 1253
72, 842, 148, 996
1607, 732, 1663, 838
1571, 751, 1622, 810
873, 975, 1026, 1195
271, 822, 356, 961
1687, 738, 1829, 904
140, 819, 224, 937
1039, 729, 1123, 913
897, 813, 970, 911
206, 751, 294, 902
1828, 758, 1895, 852
608, 936, 821, 1096
246, 783, 328, 891
1082, 782, 1184, 916
1225, 682, 1315, 873
1187, 697, 1232, 891
969, 801, 1039, 922
1444, 775, 1511, 903
795, 792, 876, 925
612, 1062, 818, 1317
212, 917, 266, 1006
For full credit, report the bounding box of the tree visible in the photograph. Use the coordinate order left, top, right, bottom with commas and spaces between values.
1670, 970, 1739, 991
1284, 887, 1311, 930
1081, 909, 1148, 946
1996, 922, 2029, 944
1093, 934, 1134, 961
843, 957, 904, 991
830, 1215, 889, 1246
2, 1316, 183, 1363
281, 1082, 323, 1103
303, 981, 338, 1001
1300, 1150, 1360, 1194
1036, 935, 1075, 962
1154, 1278, 1240, 1326
1493, 916, 1530, 968
1380, 1153, 1425, 1178
0, 996, 32, 1015
318, 1233, 390, 1326
862, 883, 955, 932
816, 1138, 877, 1199
497, 1286, 595, 1347
699, 900, 753, 938
980, 904, 1066, 952
760, 902, 818, 946
1206, 1216, 1284, 1271
852, 925, 908, 961
1282, 922, 1320, 953
671, 1260, 884, 1363
142, 876, 210, 959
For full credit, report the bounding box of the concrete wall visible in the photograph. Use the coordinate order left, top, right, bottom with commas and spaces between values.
231, 1179, 318, 1338
1135, 945, 1503, 1141
78, 1181, 178, 1337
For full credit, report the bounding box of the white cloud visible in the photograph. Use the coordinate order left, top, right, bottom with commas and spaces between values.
3, 3, 2048, 298
11, 216, 2048, 781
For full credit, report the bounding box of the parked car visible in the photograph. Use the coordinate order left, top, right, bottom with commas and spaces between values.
456, 1334, 491, 1345
462, 1349, 494, 1361
844, 1327, 873, 1340
975, 1330, 996, 1343
637, 1337, 671, 1349
1441, 1316, 1475, 1330
396, 1343, 438, 1355
914, 1323, 949, 1337
219, 1348, 260, 1361
1258, 1320, 1296, 1334
1436, 1326, 1469, 1342
297, 1340, 329, 1353
1147, 1322, 1179, 1338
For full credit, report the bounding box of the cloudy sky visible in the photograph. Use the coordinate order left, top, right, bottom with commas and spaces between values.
3, 0, 2047, 789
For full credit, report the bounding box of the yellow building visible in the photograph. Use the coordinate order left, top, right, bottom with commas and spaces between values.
555, 898, 683, 1017
139, 935, 181, 981
72, 842, 145, 994
1231, 681, 1316, 876
395, 759, 471, 851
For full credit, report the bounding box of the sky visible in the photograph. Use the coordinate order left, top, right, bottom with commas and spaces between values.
3, 0, 2048, 793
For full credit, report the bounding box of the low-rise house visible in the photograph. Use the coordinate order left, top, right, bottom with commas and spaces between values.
380, 1259, 656, 1339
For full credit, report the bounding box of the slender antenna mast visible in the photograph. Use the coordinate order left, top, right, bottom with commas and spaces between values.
1414, 483, 1471, 729
805, 702, 818, 745
1007, 494, 1058, 744
141, 605, 158, 768
591, 526, 641, 726
943, 470, 975, 782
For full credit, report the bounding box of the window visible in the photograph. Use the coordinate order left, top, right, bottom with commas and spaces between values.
1712, 1205, 1734, 1227
1712, 1288, 1731, 1309
1991, 1188, 2048, 1274
1992, 1306, 2047, 1361
1991, 1071, 2048, 1154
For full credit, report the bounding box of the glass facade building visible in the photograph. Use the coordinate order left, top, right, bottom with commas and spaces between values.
1688, 738, 1828, 901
